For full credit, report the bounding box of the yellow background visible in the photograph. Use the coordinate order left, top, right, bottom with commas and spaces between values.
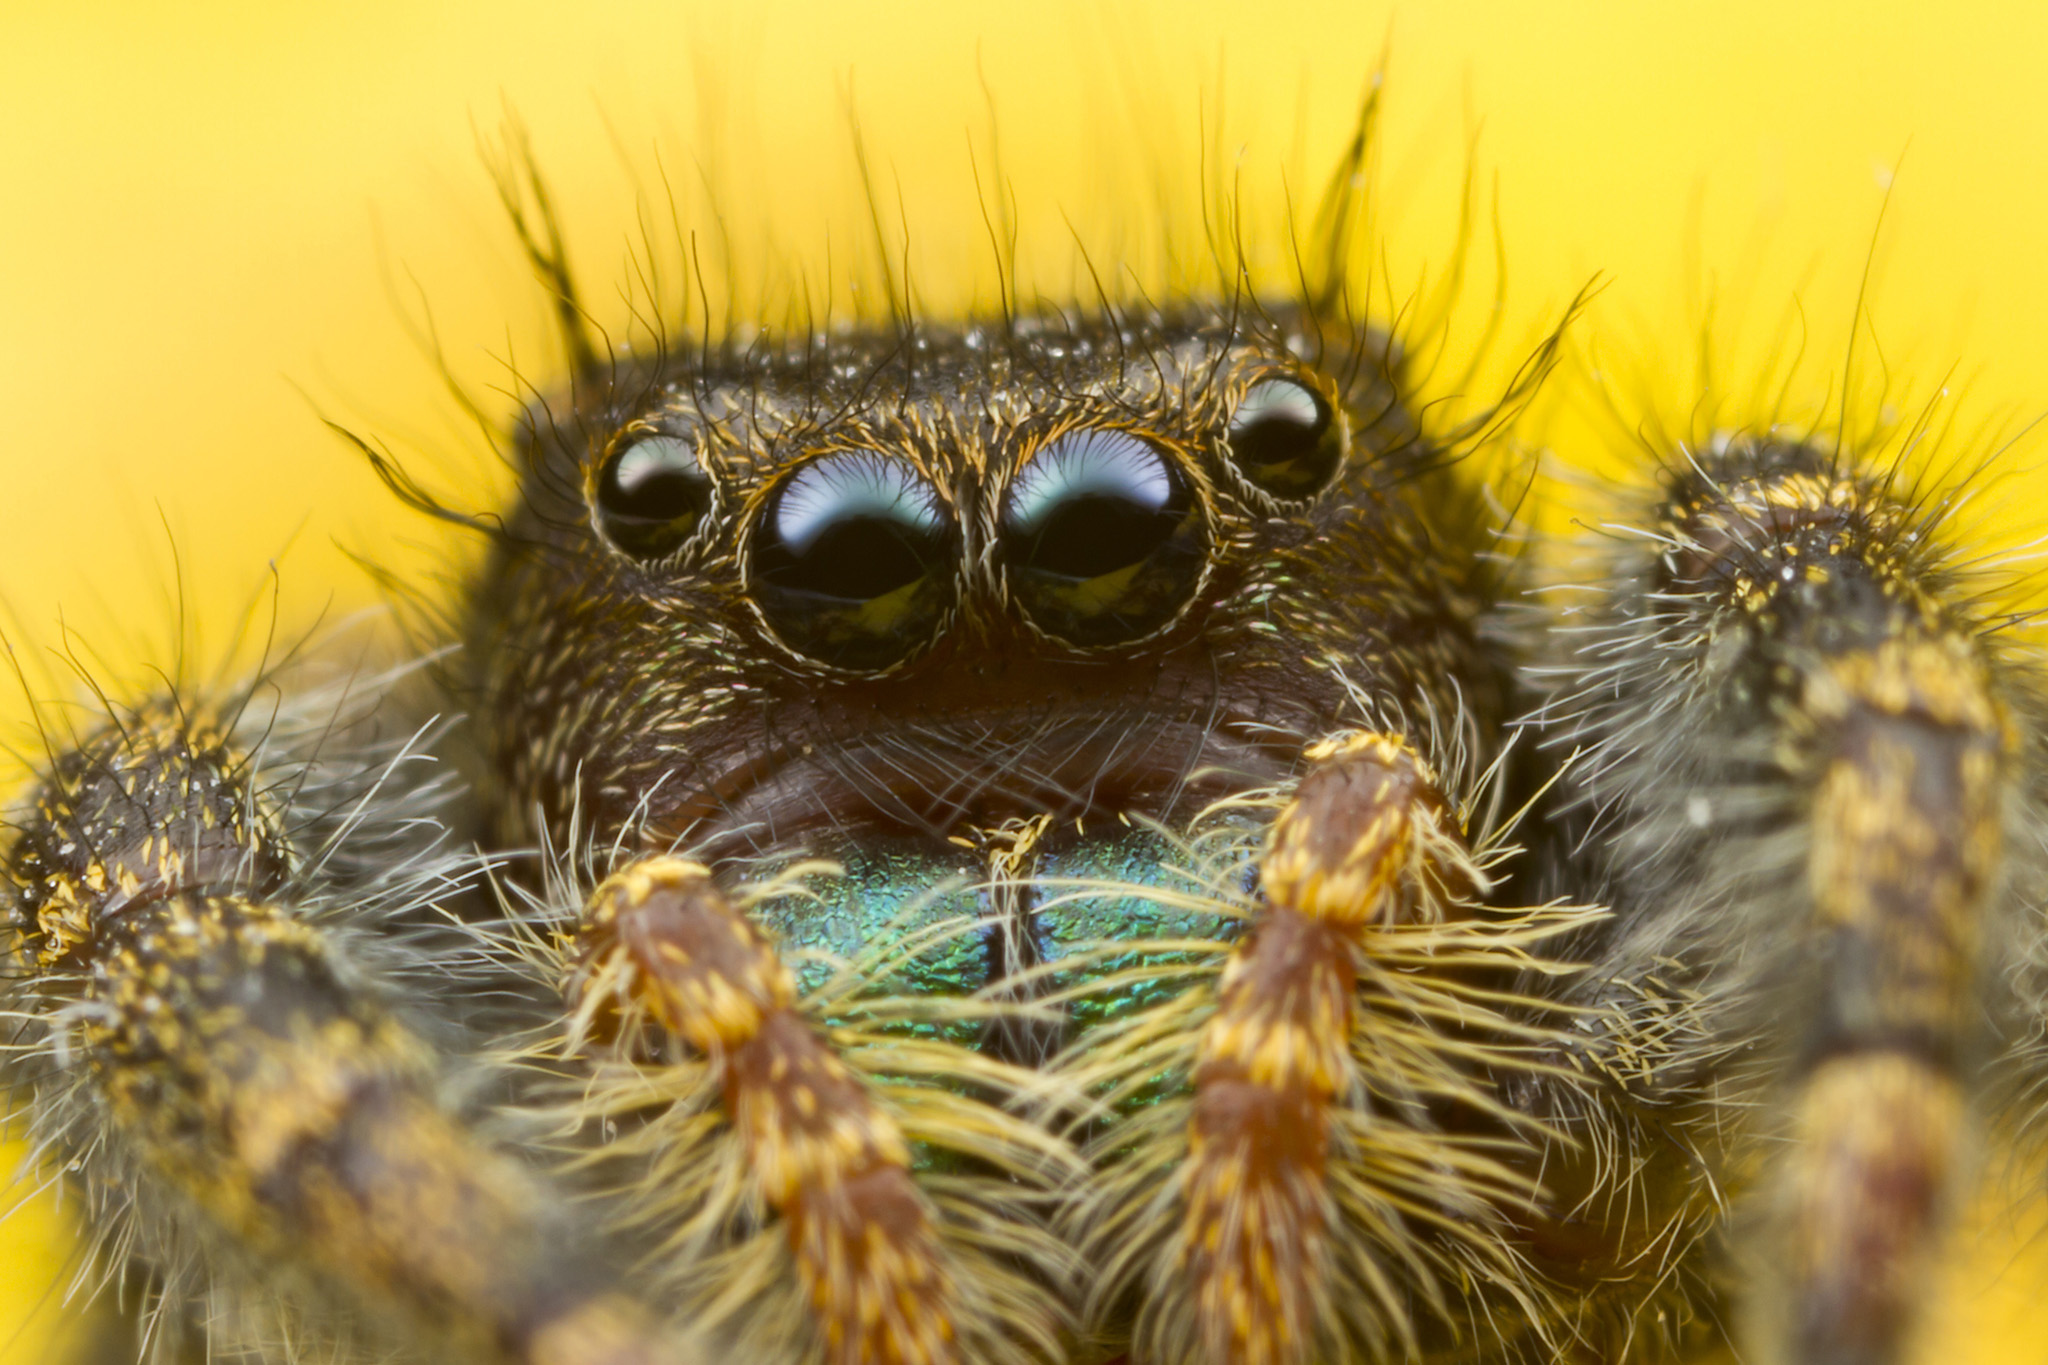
3, 1, 2046, 1359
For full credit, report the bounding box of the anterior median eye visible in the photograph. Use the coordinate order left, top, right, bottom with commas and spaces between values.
749, 452, 956, 670
1225, 377, 1345, 500
595, 433, 715, 558
1001, 428, 1207, 647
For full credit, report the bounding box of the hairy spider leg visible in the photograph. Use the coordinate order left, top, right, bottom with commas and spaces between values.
3, 705, 689, 1365
566, 856, 1076, 1365
1547, 439, 2033, 1365
573, 859, 955, 1365
1186, 733, 1470, 1364
1064, 731, 1592, 1365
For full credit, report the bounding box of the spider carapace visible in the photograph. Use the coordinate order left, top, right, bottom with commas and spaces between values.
3, 136, 2041, 1365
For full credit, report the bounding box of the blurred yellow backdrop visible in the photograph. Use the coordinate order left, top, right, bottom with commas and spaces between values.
3, 1, 2046, 1360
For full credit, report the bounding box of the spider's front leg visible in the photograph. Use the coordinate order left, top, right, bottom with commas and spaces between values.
3, 700, 688, 1365
1544, 437, 2041, 1365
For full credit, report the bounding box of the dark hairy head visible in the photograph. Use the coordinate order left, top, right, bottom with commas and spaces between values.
455, 302, 1509, 860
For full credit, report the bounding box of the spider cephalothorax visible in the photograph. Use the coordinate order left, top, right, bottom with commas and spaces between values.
5, 117, 2042, 1365
464, 307, 1495, 863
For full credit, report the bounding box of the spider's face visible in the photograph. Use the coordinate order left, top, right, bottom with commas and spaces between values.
468, 307, 1502, 871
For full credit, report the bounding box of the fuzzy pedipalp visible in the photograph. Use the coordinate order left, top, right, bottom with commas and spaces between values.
1057, 734, 1598, 1365
563, 856, 1075, 1365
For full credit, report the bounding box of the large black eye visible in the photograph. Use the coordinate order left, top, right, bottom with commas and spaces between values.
595, 433, 715, 559
1225, 377, 1345, 500
1001, 428, 1207, 647
749, 452, 956, 670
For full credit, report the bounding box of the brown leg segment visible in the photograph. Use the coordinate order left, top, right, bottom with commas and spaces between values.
5, 711, 684, 1365
1549, 446, 2023, 1365
1181, 732, 1457, 1365
575, 858, 959, 1365
1775, 632, 2005, 1365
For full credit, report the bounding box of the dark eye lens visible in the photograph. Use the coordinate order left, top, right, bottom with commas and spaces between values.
1001, 429, 1207, 646
596, 434, 715, 558
749, 452, 956, 670
1226, 378, 1344, 499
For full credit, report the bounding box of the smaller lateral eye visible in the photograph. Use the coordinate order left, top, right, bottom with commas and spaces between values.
1225, 377, 1346, 500
595, 433, 715, 559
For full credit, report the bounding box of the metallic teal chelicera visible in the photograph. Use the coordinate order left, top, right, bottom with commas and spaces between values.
753, 829, 1240, 1042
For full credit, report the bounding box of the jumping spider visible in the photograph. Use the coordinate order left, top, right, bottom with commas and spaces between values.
4, 124, 2042, 1365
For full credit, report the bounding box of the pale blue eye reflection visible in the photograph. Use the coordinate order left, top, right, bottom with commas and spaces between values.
1232, 379, 1321, 432
610, 434, 703, 495
774, 452, 944, 555
1007, 429, 1172, 534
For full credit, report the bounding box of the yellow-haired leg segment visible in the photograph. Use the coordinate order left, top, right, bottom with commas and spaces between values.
1137, 730, 1579, 1365
1776, 632, 2005, 1364
1181, 733, 1443, 1365
2, 708, 684, 1365
573, 858, 960, 1365
1540, 438, 2028, 1365
1064, 723, 1590, 1364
